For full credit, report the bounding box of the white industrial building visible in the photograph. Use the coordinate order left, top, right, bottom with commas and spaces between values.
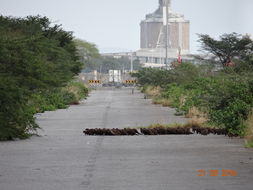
136, 0, 192, 68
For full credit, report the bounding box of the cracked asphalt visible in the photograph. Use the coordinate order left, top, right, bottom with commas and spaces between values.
0, 88, 253, 190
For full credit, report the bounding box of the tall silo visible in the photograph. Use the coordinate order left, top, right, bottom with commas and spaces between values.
139, 0, 190, 56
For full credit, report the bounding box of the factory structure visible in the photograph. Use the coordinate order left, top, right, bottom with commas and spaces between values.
136, 0, 191, 68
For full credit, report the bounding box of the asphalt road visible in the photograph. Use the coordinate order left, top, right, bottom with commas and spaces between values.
0, 88, 253, 190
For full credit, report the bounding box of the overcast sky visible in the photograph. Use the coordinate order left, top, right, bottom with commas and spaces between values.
0, 0, 252, 53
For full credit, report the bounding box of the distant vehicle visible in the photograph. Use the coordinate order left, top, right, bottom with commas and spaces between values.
109, 70, 121, 83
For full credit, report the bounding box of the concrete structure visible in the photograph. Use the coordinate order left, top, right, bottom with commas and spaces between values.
102, 52, 135, 60
137, 0, 191, 68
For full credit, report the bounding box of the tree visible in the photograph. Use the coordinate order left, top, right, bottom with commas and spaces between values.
198, 33, 253, 67
74, 39, 100, 70
0, 15, 83, 140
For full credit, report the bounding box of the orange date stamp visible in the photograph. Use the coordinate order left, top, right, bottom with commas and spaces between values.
196, 169, 237, 177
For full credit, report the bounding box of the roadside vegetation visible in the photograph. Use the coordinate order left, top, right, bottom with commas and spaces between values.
0, 15, 93, 140
74, 38, 142, 73
245, 110, 253, 147
133, 33, 253, 146
31, 81, 89, 113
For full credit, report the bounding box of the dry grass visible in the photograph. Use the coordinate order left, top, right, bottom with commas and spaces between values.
152, 98, 172, 107
162, 100, 172, 107
179, 96, 187, 107
184, 119, 209, 128
186, 106, 209, 125
188, 116, 208, 126
145, 86, 161, 97
186, 107, 204, 118
245, 111, 253, 148
65, 85, 80, 97
150, 104, 209, 128
144, 86, 172, 107
152, 98, 163, 104
144, 121, 206, 129
146, 123, 184, 129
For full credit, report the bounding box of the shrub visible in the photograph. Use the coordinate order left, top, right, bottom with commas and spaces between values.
135, 63, 253, 136
245, 110, 253, 147
31, 82, 88, 113
210, 99, 251, 136
152, 97, 172, 107
31, 90, 70, 113
0, 76, 39, 140
65, 81, 89, 101
132, 62, 200, 87
0, 15, 88, 140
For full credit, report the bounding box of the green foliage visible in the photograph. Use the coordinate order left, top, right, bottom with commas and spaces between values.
132, 68, 171, 86
0, 75, 39, 140
31, 81, 88, 113
135, 61, 253, 136
31, 90, 69, 113
210, 99, 249, 135
74, 39, 100, 71
74, 39, 141, 73
132, 62, 200, 87
74, 39, 100, 58
162, 84, 185, 108
65, 81, 89, 100
198, 33, 253, 66
0, 15, 86, 140
245, 111, 253, 147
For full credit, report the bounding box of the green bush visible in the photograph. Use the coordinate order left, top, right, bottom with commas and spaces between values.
135, 62, 253, 136
0, 76, 39, 140
65, 81, 89, 100
162, 84, 186, 108
210, 99, 250, 135
135, 33, 253, 138
132, 62, 200, 87
0, 15, 89, 140
31, 90, 68, 113
31, 82, 88, 113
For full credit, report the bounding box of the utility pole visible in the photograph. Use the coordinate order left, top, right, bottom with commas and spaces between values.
165, 1, 169, 69
99, 65, 102, 80
130, 51, 133, 72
